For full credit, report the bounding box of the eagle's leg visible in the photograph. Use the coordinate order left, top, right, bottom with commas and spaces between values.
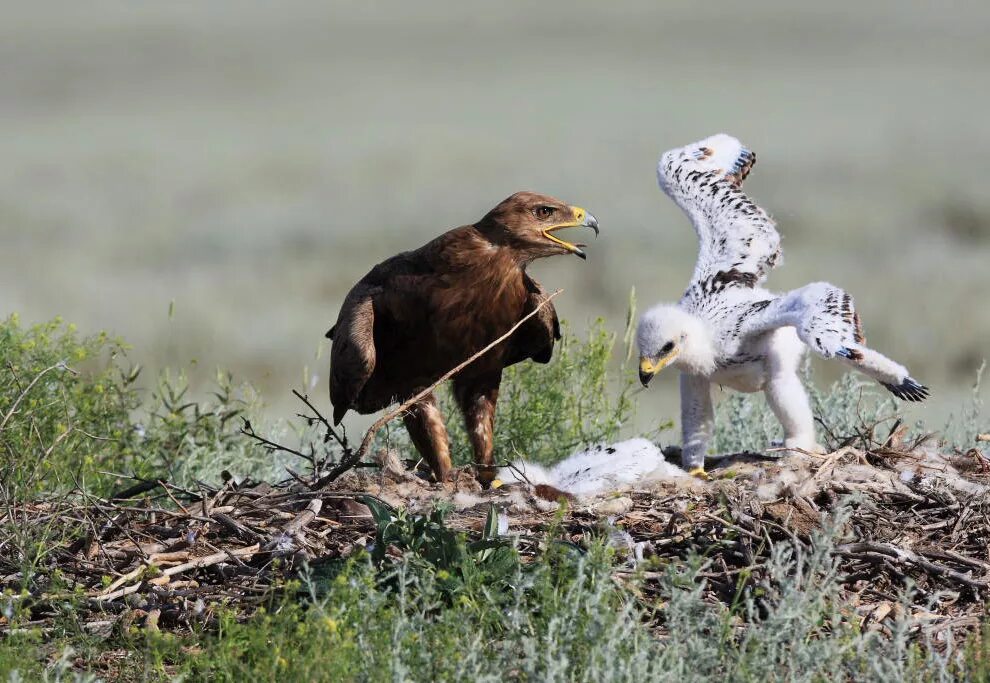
402, 392, 453, 482
454, 372, 502, 486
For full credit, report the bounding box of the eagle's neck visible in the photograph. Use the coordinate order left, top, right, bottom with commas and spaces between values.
460, 224, 529, 268
475, 220, 548, 266
431, 228, 531, 356
438, 226, 524, 293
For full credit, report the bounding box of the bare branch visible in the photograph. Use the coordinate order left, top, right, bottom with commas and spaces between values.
0, 362, 73, 433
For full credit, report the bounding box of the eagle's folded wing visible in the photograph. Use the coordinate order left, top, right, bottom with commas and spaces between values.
504, 274, 560, 367
657, 134, 780, 301
328, 283, 378, 424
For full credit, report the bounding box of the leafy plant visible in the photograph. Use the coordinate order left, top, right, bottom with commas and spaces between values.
138, 368, 284, 487
162, 501, 973, 682
0, 315, 145, 498
0, 314, 285, 500
943, 360, 986, 450
356, 497, 521, 611
713, 364, 903, 455
0, 316, 276, 595
2, 316, 985, 681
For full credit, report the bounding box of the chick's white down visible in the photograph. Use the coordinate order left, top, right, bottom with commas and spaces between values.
498, 438, 686, 497
638, 134, 928, 472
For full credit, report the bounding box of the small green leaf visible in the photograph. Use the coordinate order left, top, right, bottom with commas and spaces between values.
482, 503, 498, 541
356, 495, 396, 532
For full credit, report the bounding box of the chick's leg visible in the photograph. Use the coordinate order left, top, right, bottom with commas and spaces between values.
680, 372, 714, 477
402, 392, 453, 481
454, 372, 502, 486
764, 369, 823, 455
763, 344, 825, 453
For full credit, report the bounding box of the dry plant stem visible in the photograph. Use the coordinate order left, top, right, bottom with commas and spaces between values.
213, 512, 265, 544
94, 581, 143, 603
283, 498, 322, 536
93, 544, 262, 601
144, 608, 161, 632
292, 389, 348, 451
110, 479, 160, 501
161, 545, 260, 578
158, 481, 191, 516
836, 541, 989, 590
240, 423, 314, 465
315, 288, 563, 488
0, 362, 74, 433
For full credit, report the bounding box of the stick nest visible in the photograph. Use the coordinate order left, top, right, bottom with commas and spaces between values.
3, 438, 989, 649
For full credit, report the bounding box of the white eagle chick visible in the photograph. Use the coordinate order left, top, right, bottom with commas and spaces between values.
638, 134, 928, 479
498, 438, 686, 498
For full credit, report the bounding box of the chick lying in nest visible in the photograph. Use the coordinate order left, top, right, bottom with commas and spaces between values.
497, 438, 688, 499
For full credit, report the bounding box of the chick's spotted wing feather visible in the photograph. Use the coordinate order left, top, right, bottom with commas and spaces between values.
743, 282, 864, 359
742, 282, 929, 400
657, 135, 781, 304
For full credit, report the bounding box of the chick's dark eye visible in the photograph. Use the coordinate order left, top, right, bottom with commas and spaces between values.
533, 206, 556, 219
660, 342, 675, 354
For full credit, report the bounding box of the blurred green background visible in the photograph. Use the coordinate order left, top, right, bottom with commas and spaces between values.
2, 1, 987, 435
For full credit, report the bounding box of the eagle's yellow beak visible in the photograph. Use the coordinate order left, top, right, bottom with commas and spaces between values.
543, 206, 599, 259
639, 352, 678, 387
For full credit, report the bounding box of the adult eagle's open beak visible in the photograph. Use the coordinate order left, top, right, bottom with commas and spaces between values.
639, 353, 678, 387
543, 206, 599, 259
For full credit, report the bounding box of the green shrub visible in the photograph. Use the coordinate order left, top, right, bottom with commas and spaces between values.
714, 360, 988, 457
0, 316, 275, 595
943, 360, 986, 450
1, 316, 983, 682
963, 625, 990, 682
138, 368, 285, 488
178, 519, 651, 682
0, 310, 644, 502
162, 502, 969, 682
0, 632, 44, 681
0, 315, 275, 500
0, 315, 140, 497
714, 367, 902, 455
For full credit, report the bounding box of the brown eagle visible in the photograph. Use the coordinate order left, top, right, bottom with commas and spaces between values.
326, 191, 599, 484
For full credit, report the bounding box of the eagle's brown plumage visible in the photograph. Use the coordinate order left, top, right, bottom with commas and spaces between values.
326, 191, 599, 484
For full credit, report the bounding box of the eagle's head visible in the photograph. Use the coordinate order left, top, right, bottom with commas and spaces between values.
636, 305, 717, 385
479, 191, 599, 260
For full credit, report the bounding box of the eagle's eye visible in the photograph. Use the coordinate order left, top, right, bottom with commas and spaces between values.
533, 206, 556, 220
660, 341, 675, 355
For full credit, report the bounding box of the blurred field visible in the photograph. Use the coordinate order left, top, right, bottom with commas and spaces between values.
2, 1, 988, 435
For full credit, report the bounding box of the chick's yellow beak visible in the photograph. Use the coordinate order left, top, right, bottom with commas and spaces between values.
543, 206, 600, 259
639, 353, 677, 387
